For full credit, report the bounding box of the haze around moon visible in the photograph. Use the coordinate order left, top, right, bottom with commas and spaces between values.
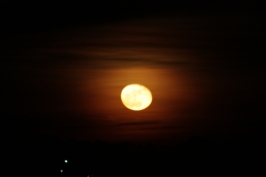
121, 84, 152, 111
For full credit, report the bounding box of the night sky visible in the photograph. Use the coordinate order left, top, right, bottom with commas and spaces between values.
1, 0, 265, 145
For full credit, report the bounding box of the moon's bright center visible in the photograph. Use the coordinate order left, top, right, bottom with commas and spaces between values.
121, 84, 152, 111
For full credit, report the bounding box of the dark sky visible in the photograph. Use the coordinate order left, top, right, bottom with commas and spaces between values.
1, 0, 265, 145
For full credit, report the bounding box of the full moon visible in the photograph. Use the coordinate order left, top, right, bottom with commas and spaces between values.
121, 84, 152, 111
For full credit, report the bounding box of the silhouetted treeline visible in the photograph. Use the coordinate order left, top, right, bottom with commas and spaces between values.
1, 132, 264, 177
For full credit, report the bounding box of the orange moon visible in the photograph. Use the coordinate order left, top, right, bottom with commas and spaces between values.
121, 84, 152, 111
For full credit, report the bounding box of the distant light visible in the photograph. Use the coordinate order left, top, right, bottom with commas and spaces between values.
87, 176, 90, 177
60, 169, 63, 173
64, 160, 68, 163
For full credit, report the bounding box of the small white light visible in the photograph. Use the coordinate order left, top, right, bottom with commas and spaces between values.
60, 169, 63, 173
64, 160, 68, 163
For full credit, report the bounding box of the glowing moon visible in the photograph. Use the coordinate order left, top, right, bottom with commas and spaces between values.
121, 84, 152, 111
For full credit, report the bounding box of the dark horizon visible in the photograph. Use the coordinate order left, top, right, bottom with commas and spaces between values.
2, 130, 264, 176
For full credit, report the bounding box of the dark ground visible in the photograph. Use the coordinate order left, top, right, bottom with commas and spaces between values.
2, 132, 264, 177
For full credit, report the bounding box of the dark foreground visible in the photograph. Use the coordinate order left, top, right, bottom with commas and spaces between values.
2, 133, 264, 177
